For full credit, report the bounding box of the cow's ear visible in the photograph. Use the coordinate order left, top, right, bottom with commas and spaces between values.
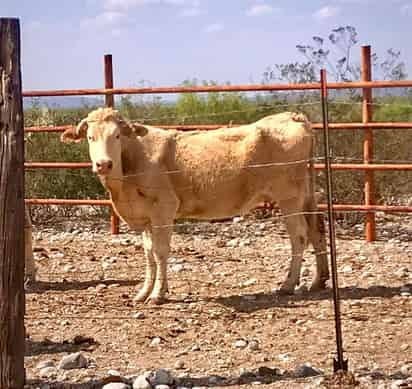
61, 119, 88, 143
131, 123, 149, 137
119, 121, 148, 137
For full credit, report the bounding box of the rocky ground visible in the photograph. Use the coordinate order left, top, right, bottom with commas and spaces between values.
24, 212, 412, 389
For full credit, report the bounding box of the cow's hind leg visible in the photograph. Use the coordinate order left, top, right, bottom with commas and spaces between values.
305, 210, 329, 291
134, 229, 156, 303
24, 207, 37, 283
278, 198, 309, 295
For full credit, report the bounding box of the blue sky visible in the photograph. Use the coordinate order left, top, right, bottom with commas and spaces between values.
2, 0, 412, 90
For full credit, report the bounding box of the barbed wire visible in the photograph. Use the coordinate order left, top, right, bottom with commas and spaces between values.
24, 98, 412, 128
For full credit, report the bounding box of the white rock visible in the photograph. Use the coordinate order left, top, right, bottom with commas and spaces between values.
243, 278, 257, 287
103, 384, 130, 389
294, 363, 322, 377
149, 369, 174, 386
39, 367, 56, 378
234, 339, 248, 349
133, 374, 151, 389
133, 312, 146, 320
174, 360, 185, 369
58, 352, 88, 370
150, 337, 162, 347
248, 340, 260, 351
171, 264, 185, 273
36, 360, 54, 370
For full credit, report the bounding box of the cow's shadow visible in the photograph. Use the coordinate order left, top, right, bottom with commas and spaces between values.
204, 284, 409, 313
25, 336, 98, 357
26, 278, 140, 293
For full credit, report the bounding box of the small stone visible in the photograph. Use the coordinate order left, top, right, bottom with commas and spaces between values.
342, 265, 353, 273
391, 380, 409, 388
39, 367, 56, 378
248, 340, 260, 351
243, 278, 257, 287
234, 339, 248, 349
171, 264, 185, 273
108, 369, 123, 377
36, 360, 54, 370
155, 385, 170, 389
174, 360, 185, 369
233, 216, 244, 223
133, 375, 151, 389
150, 337, 162, 347
133, 312, 145, 320
102, 384, 130, 389
96, 283, 108, 292
400, 364, 412, 376
58, 352, 88, 370
149, 369, 174, 386
400, 344, 409, 351
208, 376, 224, 385
294, 363, 322, 378
227, 238, 239, 248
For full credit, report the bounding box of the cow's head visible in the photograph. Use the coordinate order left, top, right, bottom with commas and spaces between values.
61, 108, 148, 177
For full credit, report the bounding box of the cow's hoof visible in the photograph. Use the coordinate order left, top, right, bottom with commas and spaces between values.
133, 291, 151, 303
277, 287, 295, 296
24, 274, 37, 288
309, 279, 327, 292
146, 296, 167, 305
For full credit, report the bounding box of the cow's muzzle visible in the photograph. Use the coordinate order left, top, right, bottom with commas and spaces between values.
94, 159, 113, 175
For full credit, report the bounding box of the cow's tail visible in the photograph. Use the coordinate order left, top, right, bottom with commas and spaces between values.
304, 126, 325, 238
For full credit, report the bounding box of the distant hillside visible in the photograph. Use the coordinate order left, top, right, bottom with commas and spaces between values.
23, 96, 104, 109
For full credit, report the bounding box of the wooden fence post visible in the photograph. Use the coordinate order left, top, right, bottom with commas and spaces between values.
361, 45, 376, 242
0, 18, 26, 389
104, 54, 120, 234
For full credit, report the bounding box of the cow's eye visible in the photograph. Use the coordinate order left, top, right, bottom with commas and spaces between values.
115, 134, 120, 139
88, 135, 94, 142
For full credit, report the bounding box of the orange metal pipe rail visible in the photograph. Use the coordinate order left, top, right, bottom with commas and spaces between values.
22, 79, 412, 97
24, 122, 412, 133
24, 162, 412, 171
24, 199, 412, 213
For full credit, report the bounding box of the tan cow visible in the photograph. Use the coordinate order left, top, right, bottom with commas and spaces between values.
62, 108, 329, 304
25, 206, 37, 282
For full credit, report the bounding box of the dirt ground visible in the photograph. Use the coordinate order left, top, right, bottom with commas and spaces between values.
24, 212, 412, 388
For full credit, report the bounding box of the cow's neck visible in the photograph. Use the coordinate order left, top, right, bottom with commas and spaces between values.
99, 169, 124, 202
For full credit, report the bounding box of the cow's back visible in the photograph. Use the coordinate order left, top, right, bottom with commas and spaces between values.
169, 112, 313, 219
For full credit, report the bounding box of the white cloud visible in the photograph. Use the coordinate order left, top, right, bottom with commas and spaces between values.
179, 7, 201, 16
103, 0, 194, 11
81, 11, 128, 29
401, 3, 412, 15
178, 0, 202, 16
204, 23, 224, 33
313, 6, 340, 20
246, 3, 275, 16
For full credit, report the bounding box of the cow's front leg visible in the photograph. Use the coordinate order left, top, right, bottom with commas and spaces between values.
147, 225, 173, 305
134, 229, 156, 303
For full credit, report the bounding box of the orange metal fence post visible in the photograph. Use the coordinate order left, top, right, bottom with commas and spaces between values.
104, 54, 120, 235
362, 45, 376, 242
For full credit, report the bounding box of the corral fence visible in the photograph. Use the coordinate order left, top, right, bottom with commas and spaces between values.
23, 47, 412, 242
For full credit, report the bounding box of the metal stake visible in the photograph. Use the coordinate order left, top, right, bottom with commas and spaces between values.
320, 69, 348, 372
